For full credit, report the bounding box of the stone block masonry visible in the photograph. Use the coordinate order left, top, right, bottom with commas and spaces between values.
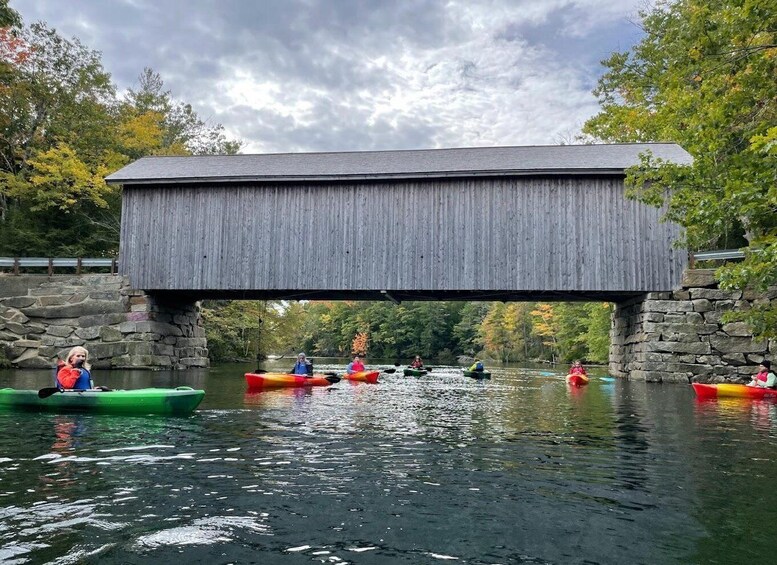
610, 269, 775, 383
0, 275, 208, 369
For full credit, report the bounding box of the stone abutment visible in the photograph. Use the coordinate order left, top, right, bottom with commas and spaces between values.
0, 274, 208, 369
610, 269, 776, 383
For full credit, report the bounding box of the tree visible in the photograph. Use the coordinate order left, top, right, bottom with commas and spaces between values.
123, 68, 242, 156
0, 21, 119, 254
530, 303, 560, 362
351, 331, 369, 356
583, 0, 777, 338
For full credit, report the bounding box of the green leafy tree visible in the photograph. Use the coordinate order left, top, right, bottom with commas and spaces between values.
583, 0, 777, 338
581, 302, 613, 364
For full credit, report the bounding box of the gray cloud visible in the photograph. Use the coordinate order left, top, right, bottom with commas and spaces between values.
12, 0, 644, 152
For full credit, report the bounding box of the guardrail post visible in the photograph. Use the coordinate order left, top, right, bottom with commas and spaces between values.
13, 257, 19, 275
111, 258, 117, 275
76, 257, 82, 275
48, 257, 53, 276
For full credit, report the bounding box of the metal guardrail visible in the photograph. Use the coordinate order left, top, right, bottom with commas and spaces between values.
0, 257, 119, 275
688, 249, 745, 268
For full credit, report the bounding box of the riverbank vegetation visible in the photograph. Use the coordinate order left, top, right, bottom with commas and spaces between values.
202, 299, 613, 365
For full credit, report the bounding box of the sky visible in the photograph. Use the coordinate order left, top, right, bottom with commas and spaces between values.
11, 0, 646, 154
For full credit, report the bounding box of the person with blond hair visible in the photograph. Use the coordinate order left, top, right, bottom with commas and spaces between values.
56, 346, 93, 390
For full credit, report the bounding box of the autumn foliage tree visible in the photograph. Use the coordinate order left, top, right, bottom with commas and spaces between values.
0, 16, 241, 257
351, 331, 369, 356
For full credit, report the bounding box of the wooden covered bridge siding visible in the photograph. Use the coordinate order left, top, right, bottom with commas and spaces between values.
112, 144, 691, 302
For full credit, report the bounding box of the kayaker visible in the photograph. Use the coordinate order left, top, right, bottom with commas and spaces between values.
468, 359, 485, 372
291, 352, 313, 376
747, 360, 776, 388
347, 355, 365, 374
56, 346, 93, 390
410, 355, 424, 369
568, 360, 587, 377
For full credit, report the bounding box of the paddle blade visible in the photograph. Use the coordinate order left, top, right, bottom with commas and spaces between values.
38, 387, 62, 399
383, 368, 396, 374
325, 375, 341, 384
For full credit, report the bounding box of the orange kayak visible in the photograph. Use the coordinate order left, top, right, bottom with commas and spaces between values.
245, 372, 338, 389
344, 370, 380, 384
692, 382, 777, 399
566, 374, 589, 386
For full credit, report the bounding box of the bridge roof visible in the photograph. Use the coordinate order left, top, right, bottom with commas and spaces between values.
106, 143, 692, 185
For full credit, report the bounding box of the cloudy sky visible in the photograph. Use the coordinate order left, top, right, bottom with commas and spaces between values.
12, 0, 645, 154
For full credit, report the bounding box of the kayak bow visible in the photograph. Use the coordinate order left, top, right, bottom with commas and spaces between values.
344, 370, 380, 384
566, 374, 589, 386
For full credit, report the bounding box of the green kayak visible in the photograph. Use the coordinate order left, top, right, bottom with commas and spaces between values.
403, 368, 427, 376
463, 370, 491, 379
0, 387, 205, 416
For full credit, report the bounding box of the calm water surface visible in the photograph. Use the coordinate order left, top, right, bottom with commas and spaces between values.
2, 362, 777, 564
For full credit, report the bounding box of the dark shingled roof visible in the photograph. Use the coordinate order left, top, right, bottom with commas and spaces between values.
105, 143, 693, 185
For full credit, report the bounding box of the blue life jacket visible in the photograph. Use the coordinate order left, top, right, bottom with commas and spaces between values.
73, 368, 92, 390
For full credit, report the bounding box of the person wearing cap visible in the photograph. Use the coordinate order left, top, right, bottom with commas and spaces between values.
291, 353, 313, 376
747, 360, 776, 388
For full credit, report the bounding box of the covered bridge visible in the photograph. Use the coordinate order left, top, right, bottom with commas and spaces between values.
106, 143, 692, 302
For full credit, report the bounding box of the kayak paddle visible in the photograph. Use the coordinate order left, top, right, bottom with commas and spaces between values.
38, 387, 62, 399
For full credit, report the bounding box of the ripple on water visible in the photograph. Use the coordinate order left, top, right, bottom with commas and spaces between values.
132, 515, 271, 551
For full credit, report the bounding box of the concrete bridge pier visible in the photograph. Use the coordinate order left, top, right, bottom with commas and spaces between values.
609, 269, 775, 383
0, 274, 208, 369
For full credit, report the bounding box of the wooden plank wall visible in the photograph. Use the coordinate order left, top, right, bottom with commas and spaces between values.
119, 176, 685, 293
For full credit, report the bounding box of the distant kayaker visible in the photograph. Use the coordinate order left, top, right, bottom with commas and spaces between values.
347, 355, 365, 374
568, 360, 587, 377
747, 360, 776, 388
291, 352, 314, 376
468, 359, 485, 372
56, 346, 93, 390
410, 355, 424, 369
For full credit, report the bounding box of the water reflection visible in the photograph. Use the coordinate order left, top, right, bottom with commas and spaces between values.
694, 396, 777, 432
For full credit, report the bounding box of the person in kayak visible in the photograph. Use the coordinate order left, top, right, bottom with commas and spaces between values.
747, 360, 776, 388
291, 352, 313, 376
468, 359, 485, 372
56, 346, 93, 390
410, 355, 424, 369
568, 360, 587, 377
347, 355, 366, 374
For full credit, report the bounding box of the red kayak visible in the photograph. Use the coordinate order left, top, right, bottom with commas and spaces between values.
692, 382, 777, 400
566, 374, 589, 387
245, 372, 338, 389
344, 370, 380, 384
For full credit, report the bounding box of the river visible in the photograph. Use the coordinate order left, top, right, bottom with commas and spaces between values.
1, 361, 776, 564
